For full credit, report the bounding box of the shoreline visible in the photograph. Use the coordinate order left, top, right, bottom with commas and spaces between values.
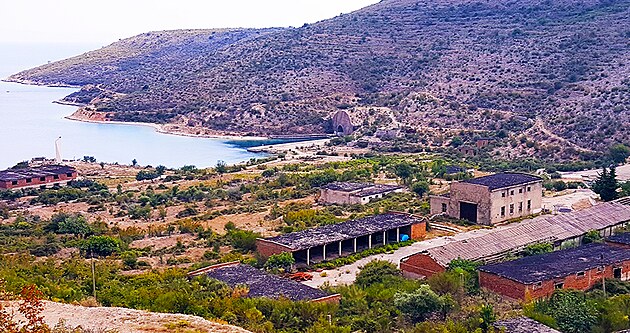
8, 77, 326, 145
64, 113, 270, 141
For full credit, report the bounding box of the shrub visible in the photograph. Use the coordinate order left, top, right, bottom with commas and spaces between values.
394, 285, 450, 322
81, 236, 122, 257
355, 260, 400, 287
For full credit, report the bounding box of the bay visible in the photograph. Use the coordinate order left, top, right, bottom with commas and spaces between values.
0, 43, 265, 169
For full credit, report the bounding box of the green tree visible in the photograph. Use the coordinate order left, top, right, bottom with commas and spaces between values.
216, 160, 227, 174
609, 144, 630, 164
523, 243, 553, 256
394, 285, 448, 322
548, 291, 598, 333
479, 304, 496, 332
582, 230, 602, 244
355, 260, 400, 287
394, 162, 414, 185
132, 159, 138, 166
57, 214, 92, 236
81, 236, 122, 257
264, 252, 295, 272
411, 181, 430, 196
592, 167, 619, 202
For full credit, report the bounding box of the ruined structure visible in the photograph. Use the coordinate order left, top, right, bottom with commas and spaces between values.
319, 182, 403, 205
479, 243, 630, 300
494, 317, 561, 333
257, 212, 426, 265
401, 198, 630, 278
430, 172, 543, 225
331, 111, 354, 136
188, 262, 340, 303
0, 165, 77, 190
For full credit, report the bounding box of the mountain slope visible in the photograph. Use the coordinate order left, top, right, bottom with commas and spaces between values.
9, 0, 630, 151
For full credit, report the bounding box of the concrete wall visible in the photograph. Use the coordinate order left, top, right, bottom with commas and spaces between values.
429, 180, 543, 225
0, 171, 77, 190
429, 196, 451, 216
488, 181, 543, 225
480, 259, 630, 301
319, 189, 361, 205
449, 182, 492, 225
400, 253, 446, 278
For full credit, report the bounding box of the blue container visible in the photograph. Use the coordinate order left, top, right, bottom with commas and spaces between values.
400, 234, 410, 242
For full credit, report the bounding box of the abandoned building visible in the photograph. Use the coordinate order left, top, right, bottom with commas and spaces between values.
331, 110, 354, 136
187, 262, 340, 303
0, 165, 77, 190
475, 137, 496, 149
457, 145, 477, 156
607, 232, 630, 249
318, 182, 403, 205
479, 243, 630, 300
257, 212, 426, 265
430, 172, 543, 225
494, 317, 561, 333
401, 198, 630, 278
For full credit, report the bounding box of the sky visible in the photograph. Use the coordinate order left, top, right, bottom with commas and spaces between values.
0, 0, 380, 45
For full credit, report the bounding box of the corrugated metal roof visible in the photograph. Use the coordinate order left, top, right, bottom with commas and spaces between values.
422, 200, 630, 267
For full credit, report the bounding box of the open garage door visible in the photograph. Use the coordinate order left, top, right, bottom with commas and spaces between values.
459, 202, 478, 223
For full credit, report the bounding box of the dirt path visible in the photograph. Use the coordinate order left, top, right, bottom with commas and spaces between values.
3, 301, 250, 333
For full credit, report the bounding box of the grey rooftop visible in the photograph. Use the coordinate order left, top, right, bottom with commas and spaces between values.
479, 243, 630, 284
462, 172, 542, 190
261, 212, 423, 251
204, 263, 333, 301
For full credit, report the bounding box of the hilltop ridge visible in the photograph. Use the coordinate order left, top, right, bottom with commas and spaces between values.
9, 0, 630, 156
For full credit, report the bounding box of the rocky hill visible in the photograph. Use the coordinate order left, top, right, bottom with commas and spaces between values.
8, 0, 630, 153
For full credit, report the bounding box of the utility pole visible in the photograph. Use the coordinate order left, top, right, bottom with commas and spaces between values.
91, 250, 96, 300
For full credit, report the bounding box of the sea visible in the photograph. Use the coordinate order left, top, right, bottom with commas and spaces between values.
0, 43, 274, 169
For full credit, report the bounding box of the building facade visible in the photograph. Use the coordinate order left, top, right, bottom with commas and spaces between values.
319, 182, 403, 205
430, 172, 543, 225
478, 243, 630, 300
0, 165, 78, 190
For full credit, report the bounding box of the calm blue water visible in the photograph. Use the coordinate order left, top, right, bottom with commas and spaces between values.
0, 43, 264, 169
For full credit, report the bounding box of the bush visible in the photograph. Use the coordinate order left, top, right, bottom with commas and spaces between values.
264, 252, 295, 272
228, 228, 259, 253
394, 285, 451, 322
81, 236, 122, 257
355, 260, 400, 287
523, 243, 553, 256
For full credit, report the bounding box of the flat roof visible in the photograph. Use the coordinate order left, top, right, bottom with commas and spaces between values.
352, 184, 401, 197
415, 199, 630, 267
494, 317, 561, 333
462, 172, 541, 190
261, 212, 423, 251
204, 263, 332, 301
321, 182, 374, 192
607, 232, 630, 245
0, 165, 76, 182
479, 243, 630, 284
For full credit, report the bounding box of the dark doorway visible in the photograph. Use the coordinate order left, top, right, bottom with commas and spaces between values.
336, 125, 344, 135
459, 202, 478, 223
614, 267, 622, 279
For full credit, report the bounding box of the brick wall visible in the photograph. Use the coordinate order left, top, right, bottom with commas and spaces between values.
0, 171, 77, 190
319, 189, 361, 205
256, 239, 294, 259
400, 253, 446, 278
410, 222, 427, 240
480, 259, 630, 300
479, 271, 529, 300
311, 294, 342, 304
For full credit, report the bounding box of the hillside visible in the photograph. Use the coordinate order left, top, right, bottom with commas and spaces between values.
3, 300, 251, 333
8, 0, 630, 154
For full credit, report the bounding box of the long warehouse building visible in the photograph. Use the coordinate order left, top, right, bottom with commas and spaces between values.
401, 198, 630, 278
257, 212, 426, 265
